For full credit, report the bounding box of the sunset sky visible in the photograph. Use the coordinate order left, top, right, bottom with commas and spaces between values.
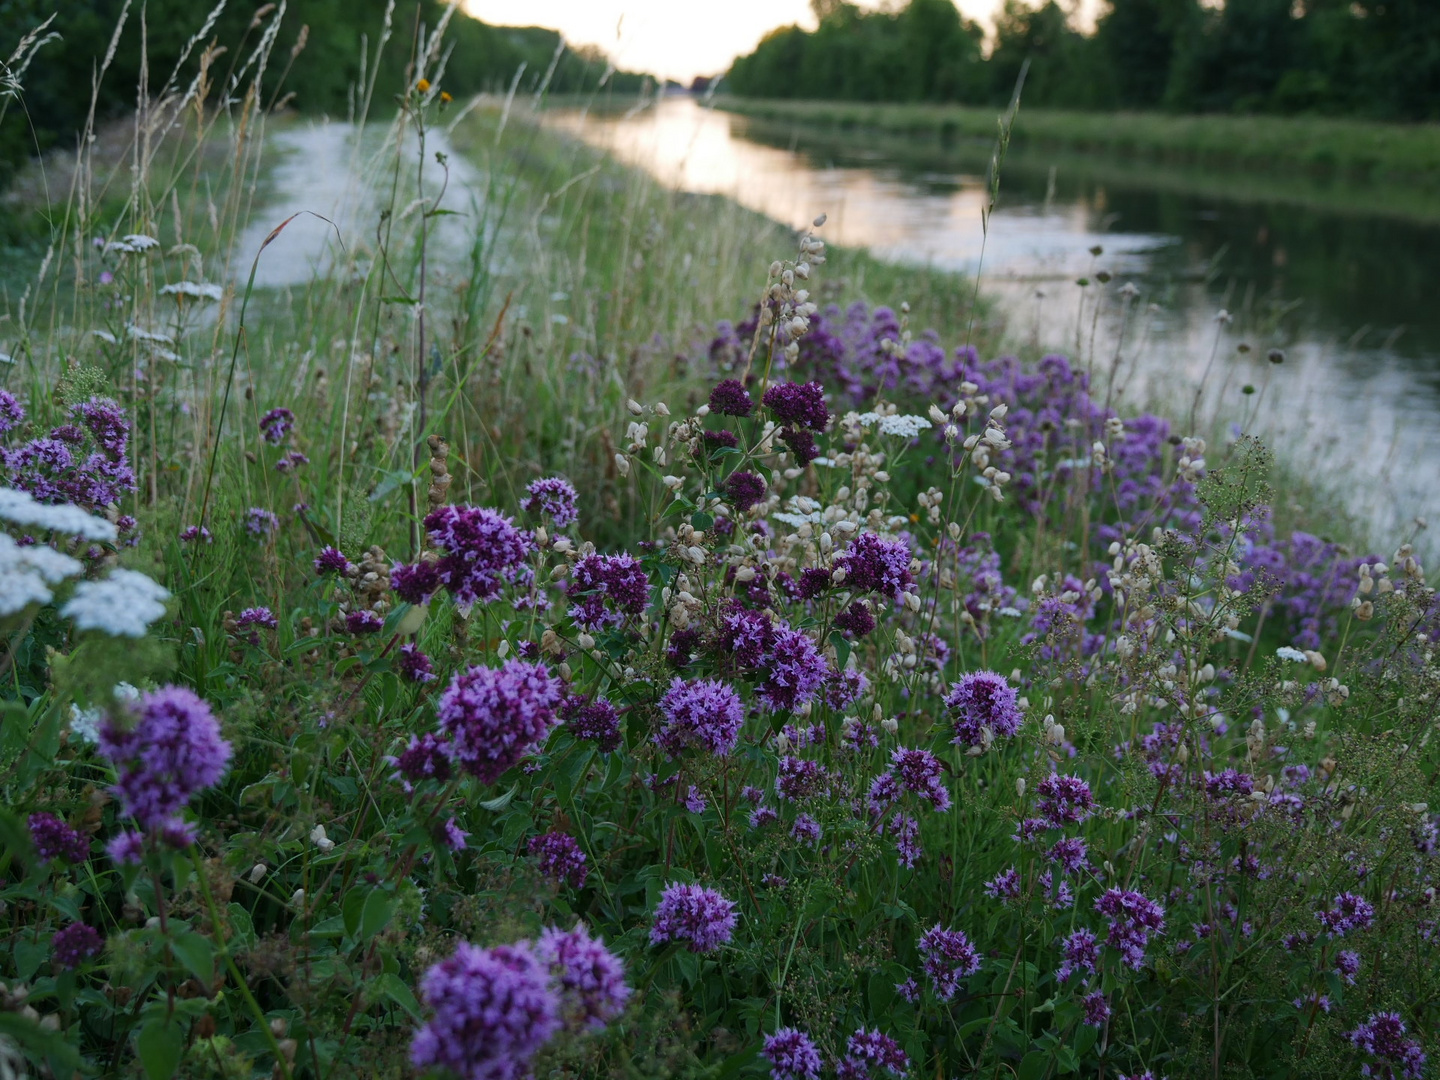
460, 1, 1091, 85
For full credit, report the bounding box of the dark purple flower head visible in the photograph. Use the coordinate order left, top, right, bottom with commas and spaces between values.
567, 552, 650, 631
346, 609, 383, 634
709, 379, 754, 417
1203, 768, 1254, 798
388, 732, 453, 790
441, 817, 469, 851
52, 923, 103, 970
844, 1028, 909, 1078
657, 677, 745, 757
563, 697, 623, 753
796, 567, 831, 600
107, 831, 145, 865
834, 601, 876, 638
890, 747, 951, 812
985, 866, 1020, 901
700, 428, 740, 456
1035, 774, 1096, 828
763, 1027, 823, 1080
314, 546, 353, 575
918, 924, 981, 1001
236, 607, 277, 630
776, 755, 829, 802
945, 671, 1023, 748
0, 388, 25, 434
536, 923, 630, 1031
1334, 948, 1361, 984
424, 505, 534, 608
756, 625, 829, 713
411, 940, 560, 1080
397, 643, 437, 684
790, 813, 821, 845
73, 397, 129, 459
180, 525, 212, 544
762, 381, 829, 431
1346, 1012, 1426, 1080
718, 603, 774, 669
245, 507, 279, 537
826, 667, 869, 710
1317, 892, 1374, 936
834, 533, 913, 597
98, 686, 232, 831
780, 426, 820, 466
649, 881, 737, 953
529, 831, 588, 888
29, 812, 89, 864
722, 470, 766, 513
391, 560, 442, 604
258, 407, 294, 445
1048, 836, 1088, 874
1095, 888, 1165, 969
436, 660, 564, 784
274, 450, 309, 472
522, 477, 579, 529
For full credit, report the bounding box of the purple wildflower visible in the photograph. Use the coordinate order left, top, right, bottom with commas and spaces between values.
564, 697, 623, 753
755, 625, 829, 712
685, 786, 708, 814
522, 476, 579, 529
51, 923, 103, 970
235, 607, 277, 630
649, 881, 737, 953
844, 1028, 909, 1078
244, 507, 279, 537
1317, 892, 1375, 936
889, 812, 922, 867
895, 978, 920, 1004
28, 813, 89, 863
834, 533, 913, 597
656, 677, 745, 757
1081, 990, 1111, 1027
780, 426, 820, 465
410, 941, 560, 1080
763, 1028, 823, 1080
709, 379, 753, 417
106, 831, 145, 865
1345, 1012, 1426, 1079
397, 643, 437, 684
1203, 768, 1255, 797
179, 525, 212, 544
1056, 928, 1100, 982
391, 560, 442, 604
529, 831, 588, 888
1095, 888, 1166, 969
722, 470, 767, 512
984, 866, 1020, 902
567, 552, 650, 631
97, 686, 232, 831
275, 450, 308, 472
441, 817, 469, 851
1035, 774, 1096, 828
889, 747, 951, 812
917, 924, 981, 1001
750, 804, 778, 828
0, 388, 24, 434
1335, 949, 1361, 985
825, 667, 869, 710
776, 755, 828, 801
762, 381, 829, 430
536, 923, 630, 1031
314, 546, 353, 575
258, 407, 294, 445
834, 601, 876, 638
791, 813, 822, 845
424, 505, 534, 608
945, 671, 1023, 748
718, 603, 775, 669
436, 660, 564, 783
346, 609, 383, 634
1048, 836, 1089, 874
388, 733, 453, 790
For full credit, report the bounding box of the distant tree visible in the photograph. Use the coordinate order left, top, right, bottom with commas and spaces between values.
1096, 0, 1201, 109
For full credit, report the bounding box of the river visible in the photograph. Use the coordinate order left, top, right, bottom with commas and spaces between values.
542, 96, 1437, 557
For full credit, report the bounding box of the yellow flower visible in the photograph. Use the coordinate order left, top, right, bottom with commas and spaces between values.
416, 78, 430, 93
440, 91, 453, 104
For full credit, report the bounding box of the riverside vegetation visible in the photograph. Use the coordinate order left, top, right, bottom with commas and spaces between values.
0, 8, 1437, 1080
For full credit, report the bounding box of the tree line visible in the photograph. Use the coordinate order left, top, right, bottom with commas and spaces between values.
726, 0, 1440, 121
0, 0, 646, 186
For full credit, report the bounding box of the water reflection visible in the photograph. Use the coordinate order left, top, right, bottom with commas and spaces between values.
544, 97, 1437, 553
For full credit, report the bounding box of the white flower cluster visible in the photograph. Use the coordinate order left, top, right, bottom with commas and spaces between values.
0, 532, 83, 615
160, 281, 224, 301
68, 682, 140, 743
102, 233, 160, 254
856, 412, 933, 439
1275, 646, 1308, 662
0, 488, 117, 541
61, 568, 171, 637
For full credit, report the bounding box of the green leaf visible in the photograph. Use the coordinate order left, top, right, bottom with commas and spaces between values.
690, 511, 714, 530
369, 469, 417, 503
0, 1011, 81, 1069
137, 1016, 185, 1080
170, 931, 215, 986
14, 938, 46, 981
375, 972, 423, 1020
359, 889, 397, 943
227, 903, 256, 950
479, 783, 518, 812
1018, 1049, 1050, 1080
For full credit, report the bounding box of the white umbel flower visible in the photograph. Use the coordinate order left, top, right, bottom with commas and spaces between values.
0, 532, 85, 615
67, 682, 139, 744
160, 281, 224, 301
62, 569, 170, 637
0, 488, 118, 541
1275, 646, 1308, 662
857, 412, 932, 439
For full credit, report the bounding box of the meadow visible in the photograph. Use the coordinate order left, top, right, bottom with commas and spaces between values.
0, 12, 1438, 1080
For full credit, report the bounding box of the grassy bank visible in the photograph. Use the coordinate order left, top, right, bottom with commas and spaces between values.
717, 98, 1440, 193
